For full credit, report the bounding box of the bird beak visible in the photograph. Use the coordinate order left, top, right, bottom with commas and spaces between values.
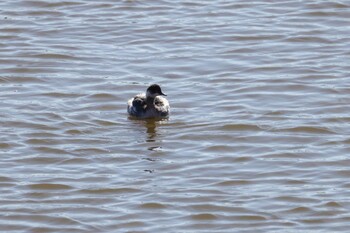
161, 92, 167, 96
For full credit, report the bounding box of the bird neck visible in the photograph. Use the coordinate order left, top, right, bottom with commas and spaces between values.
146, 96, 155, 105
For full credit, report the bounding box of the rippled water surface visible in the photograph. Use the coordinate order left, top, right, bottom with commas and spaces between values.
1, 0, 350, 232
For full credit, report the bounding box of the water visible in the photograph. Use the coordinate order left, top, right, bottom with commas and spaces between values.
1, 0, 350, 232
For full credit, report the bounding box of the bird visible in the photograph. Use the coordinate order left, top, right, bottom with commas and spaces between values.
127, 84, 170, 118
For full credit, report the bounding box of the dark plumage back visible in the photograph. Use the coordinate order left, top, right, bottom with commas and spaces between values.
131, 96, 146, 114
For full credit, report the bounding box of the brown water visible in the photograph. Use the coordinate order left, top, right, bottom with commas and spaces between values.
1, 0, 350, 232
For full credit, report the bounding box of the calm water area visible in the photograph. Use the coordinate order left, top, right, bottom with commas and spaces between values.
1, 0, 350, 232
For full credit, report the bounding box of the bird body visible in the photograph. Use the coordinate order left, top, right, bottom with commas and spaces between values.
127, 84, 170, 118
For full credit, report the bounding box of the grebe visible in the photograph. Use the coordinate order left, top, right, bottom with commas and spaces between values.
127, 84, 170, 118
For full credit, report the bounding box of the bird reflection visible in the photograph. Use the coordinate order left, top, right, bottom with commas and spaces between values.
145, 119, 157, 142
128, 117, 168, 151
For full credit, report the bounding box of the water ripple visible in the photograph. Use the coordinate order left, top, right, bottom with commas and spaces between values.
1, 0, 350, 232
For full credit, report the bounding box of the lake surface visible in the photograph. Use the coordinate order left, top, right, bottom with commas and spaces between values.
1, 0, 350, 232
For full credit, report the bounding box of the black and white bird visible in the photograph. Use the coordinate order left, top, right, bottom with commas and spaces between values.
127, 84, 170, 118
